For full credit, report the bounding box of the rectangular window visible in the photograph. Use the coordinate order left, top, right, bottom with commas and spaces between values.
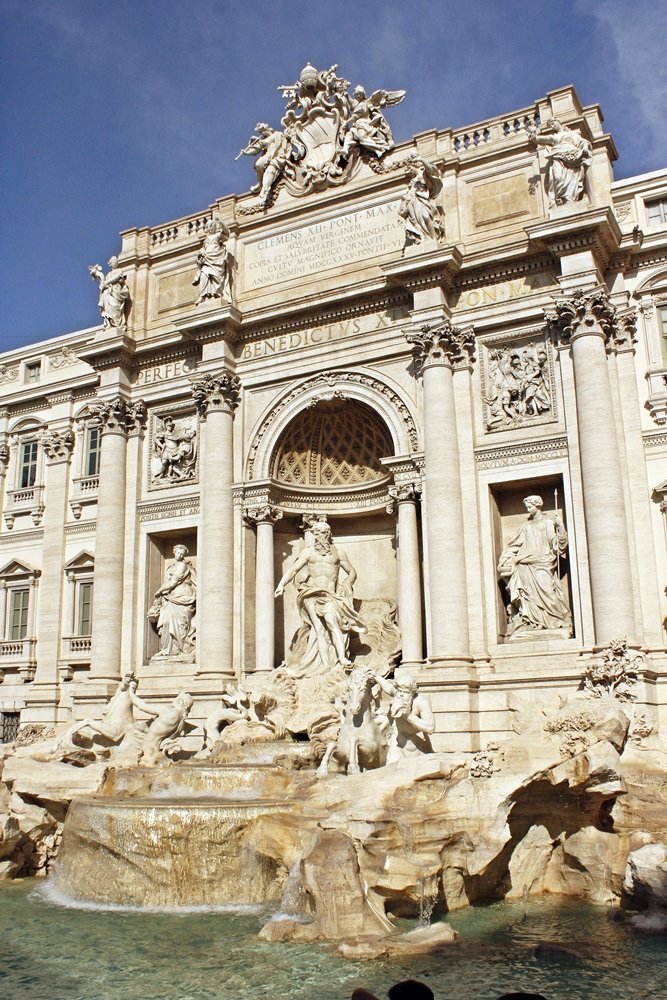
24, 361, 41, 384
77, 581, 93, 636
0, 712, 20, 744
19, 441, 38, 489
85, 426, 101, 477
647, 197, 667, 226
9, 588, 29, 640
659, 305, 667, 366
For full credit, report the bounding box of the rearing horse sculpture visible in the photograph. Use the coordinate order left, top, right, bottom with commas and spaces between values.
316, 664, 386, 778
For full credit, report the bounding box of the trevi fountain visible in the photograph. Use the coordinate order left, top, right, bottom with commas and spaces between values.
1, 63, 666, 999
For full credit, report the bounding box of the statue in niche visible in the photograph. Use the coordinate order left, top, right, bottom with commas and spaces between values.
148, 544, 196, 661
484, 343, 551, 429
238, 123, 294, 207
54, 672, 158, 755
88, 256, 130, 331
151, 414, 197, 482
497, 495, 572, 637
140, 692, 194, 766
275, 519, 366, 674
374, 671, 435, 763
526, 118, 592, 207
399, 156, 444, 245
192, 219, 233, 304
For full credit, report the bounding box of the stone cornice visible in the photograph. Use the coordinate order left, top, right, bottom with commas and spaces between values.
177, 303, 242, 345
525, 207, 622, 272
240, 288, 410, 342
77, 332, 137, 373
382, 244, 463, 292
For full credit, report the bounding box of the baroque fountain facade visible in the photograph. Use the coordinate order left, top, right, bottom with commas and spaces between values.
0, 64, 666, 949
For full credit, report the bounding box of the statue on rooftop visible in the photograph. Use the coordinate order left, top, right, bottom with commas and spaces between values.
527, 118, 592, 207
238, 64, 405, 205
497, 494, 572, 637
275, 518, 366, 674
192, 218, 233, 303
399, 156, 444, 245
88, 256, 130, 331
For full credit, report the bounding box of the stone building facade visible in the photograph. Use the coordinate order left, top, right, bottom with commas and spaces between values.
1, 75, 666, 751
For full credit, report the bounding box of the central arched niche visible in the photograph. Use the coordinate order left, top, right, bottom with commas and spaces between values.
268, 398, 399, 667
271, 398, 394, 488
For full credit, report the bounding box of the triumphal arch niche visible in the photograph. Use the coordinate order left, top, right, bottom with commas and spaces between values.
2, 60, 666, 755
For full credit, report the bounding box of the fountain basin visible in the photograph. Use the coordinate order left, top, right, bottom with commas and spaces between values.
54, 795, 299, 907
101, 762, 296, 799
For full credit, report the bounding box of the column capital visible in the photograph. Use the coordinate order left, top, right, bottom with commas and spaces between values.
90, 395, 147, 436
386, 482, 422, 514
406, 321, 475, 372
191, 370, 241, 416
243, 503, 283, 527
41, 427, 75, 464
545, 285, 616, 347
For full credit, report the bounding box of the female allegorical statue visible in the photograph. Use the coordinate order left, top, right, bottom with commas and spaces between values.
497, 494, 572, 637
149, 544, 197, 660
527, 117, 592, 207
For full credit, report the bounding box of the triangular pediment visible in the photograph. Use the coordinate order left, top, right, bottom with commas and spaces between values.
63, 550, 95, 571
0, 558, 40, 580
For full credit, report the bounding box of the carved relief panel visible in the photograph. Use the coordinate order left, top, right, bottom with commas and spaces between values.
148, 408, 198, 490
480, 331, 556, 432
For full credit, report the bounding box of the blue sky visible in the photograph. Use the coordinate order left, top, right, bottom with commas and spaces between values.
1, 0, 666, 353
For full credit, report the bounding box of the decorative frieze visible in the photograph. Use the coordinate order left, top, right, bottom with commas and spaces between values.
480, 334, 555, 431
475, 435, 568, 469
90, 396, 147, 436
138, 497, 200, 522
0, 364, 19, 385
48, 347, 79, 370
191, 371, 241, 416
406, 322, 475, 370
149, 411, 198, 489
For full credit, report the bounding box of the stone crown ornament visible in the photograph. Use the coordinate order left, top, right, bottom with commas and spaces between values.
237, 63, 405, 207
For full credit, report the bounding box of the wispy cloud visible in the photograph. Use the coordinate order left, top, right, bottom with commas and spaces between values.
577, 0, 667, 171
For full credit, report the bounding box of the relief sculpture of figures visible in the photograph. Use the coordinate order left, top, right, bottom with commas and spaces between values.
192, 218, 233, 303
484, 343, 551, 429
239, 63, 405, 206
148, 544, 196, 661
88, 256, 130, 331
497, 495, 572, 638
527, 117, 592, 207
151, 414, 197, 482
275, 519, 366, 674
399, 156, 444, 246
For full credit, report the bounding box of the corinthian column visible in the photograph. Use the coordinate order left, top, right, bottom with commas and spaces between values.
90, 396, 146, 680
547, 287, 636, 643
192, 371, 240, 676
34, 426, 75, 689
244, 504, 283, 672
407, 323, 475, 665
388, 483, 423, 667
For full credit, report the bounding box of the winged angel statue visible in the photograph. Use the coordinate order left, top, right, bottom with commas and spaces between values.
237, 63, 405, 206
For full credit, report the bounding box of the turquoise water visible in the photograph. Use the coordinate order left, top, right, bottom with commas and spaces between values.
1, 880, 666, 1000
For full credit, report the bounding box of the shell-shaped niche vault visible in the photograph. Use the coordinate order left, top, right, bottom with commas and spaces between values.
271, 399, 394, 488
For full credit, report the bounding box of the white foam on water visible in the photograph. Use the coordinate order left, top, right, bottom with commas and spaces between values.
33, 879, 268, 916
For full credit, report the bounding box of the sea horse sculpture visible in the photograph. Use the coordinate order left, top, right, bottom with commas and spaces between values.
316, 664, 385, 778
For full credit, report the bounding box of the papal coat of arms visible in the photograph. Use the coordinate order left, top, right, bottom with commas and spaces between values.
238, 63, 405, 207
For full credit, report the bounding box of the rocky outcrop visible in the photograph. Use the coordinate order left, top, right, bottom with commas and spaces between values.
0, 751, 107, 878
